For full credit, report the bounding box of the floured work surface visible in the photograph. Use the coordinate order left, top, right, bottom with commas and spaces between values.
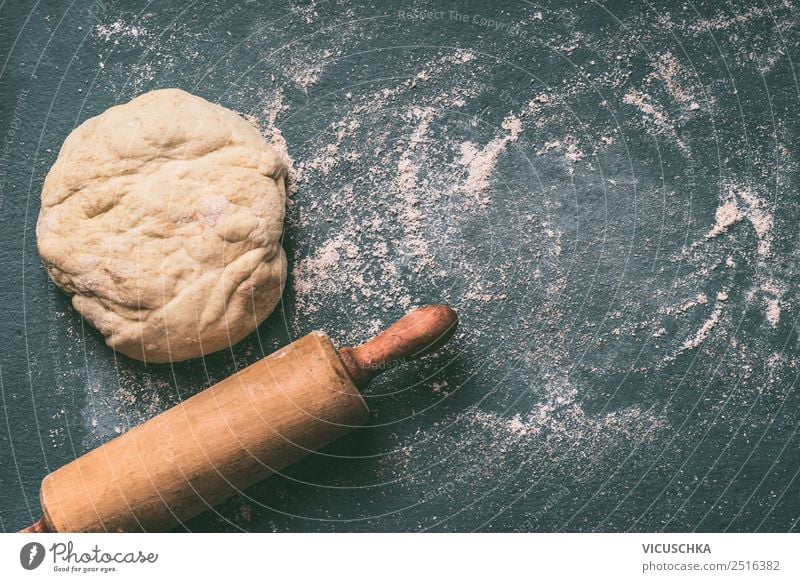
0, 0, 798, 532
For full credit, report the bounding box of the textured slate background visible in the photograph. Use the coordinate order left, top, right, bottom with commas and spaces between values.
1, 0, 799, 532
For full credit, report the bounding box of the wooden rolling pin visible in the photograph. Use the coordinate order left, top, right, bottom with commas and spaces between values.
20, 305, 457, 533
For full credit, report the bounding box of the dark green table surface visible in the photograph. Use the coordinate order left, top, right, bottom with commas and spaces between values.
1, 0, 799, 532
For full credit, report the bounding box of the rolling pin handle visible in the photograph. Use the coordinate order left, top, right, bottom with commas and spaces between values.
338, 304, 458, 388
19, 517, 49, 533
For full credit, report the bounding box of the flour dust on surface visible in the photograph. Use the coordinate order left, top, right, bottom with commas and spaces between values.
63, 0, 800, 532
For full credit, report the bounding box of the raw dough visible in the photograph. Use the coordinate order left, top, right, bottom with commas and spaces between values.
37, 88, 288, 363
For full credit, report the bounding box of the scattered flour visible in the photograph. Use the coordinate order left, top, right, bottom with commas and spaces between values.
650, 52, 693, 104
383, 373, 667, 486
243, 89, 301, 194
706, 200, 743, 239
737, 187, 774, 256
703, 184, 774, 256
293, 229, 364, 314
395, 107, 437, 268
457, 114, 523, 203
689, 2, 794, 32
451, 50, 476, 64
94, 20, 147, 41
623, 89, 688, 151
664, 292, 709, 316
681, 293, 727, 351
623, 90, 669, 126
760, 279, 784, 328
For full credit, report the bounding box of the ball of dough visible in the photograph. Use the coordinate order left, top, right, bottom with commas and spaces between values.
37, 88, 288, 363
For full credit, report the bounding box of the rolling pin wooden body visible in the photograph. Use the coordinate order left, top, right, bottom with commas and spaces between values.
23, 305, 458, 532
